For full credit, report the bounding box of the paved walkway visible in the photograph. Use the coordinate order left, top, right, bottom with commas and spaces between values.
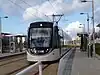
71, 48, 100, 75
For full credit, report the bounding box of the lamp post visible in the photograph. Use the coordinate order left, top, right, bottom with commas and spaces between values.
81, 0, 95, 58
0, 16, 8, 53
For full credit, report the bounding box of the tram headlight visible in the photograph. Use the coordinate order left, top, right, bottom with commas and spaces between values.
33, 48, 37, 53
33, 48, 36, 50
46, 48, 49, 52
30, 49, 34, 52
30, 49, 32, 52
34, 50, 37, 53
30, 48, 37, 53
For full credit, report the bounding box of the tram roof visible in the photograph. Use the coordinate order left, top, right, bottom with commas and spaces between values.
30, 21, 53, 28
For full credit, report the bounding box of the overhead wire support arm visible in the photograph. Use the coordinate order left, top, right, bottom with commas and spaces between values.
57, 14, 64, 22
52, 14, 64, 26
52, 14, 64, 22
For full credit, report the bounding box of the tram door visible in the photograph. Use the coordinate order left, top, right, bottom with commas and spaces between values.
10, 42, 15, 53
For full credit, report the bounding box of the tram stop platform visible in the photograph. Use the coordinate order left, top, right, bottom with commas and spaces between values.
0, 51, 26, 59
58, 48, 100, 75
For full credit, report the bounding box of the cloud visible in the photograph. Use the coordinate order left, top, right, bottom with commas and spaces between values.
95, 8, 100, 24
0, 0, 96, 21
64, 21, 83, 40
0, 0, 43, 16
0, 0, 100, 20
92, 0, 100, 24
95, 27, 99, 32
0, 0, 99, 22
64, 21, 100, 40
0, 0, 20, 15
23, 6, 39, 20
23, 0, 91, 21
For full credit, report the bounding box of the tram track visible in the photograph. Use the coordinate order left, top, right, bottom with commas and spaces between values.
7, 64, 30, 75
0, 53, 26, 62
0, 57, 26, 66
0, 59, 29, 75
42, 63, 59, 75
14, 62, 58, 75
0, 52, 58, 75
34, 48, 73, 75
0, 48, 74, 75
0, 52, 25, 60
0, 53, 29, 75
34, 64, 51, 75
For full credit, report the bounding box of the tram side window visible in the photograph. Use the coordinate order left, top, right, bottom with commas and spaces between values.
52, 26, 60, 48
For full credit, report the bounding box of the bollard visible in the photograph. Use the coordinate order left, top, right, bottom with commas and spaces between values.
39, 62, 42, 75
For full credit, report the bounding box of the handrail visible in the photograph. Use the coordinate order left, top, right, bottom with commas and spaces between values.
16, 61, 42, 75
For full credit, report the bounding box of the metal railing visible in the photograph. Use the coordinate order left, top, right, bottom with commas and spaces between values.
16, 61, 42, 75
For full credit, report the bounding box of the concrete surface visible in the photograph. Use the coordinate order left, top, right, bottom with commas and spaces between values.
71, 48, 100, 75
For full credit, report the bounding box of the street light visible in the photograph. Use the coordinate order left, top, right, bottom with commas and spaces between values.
81, 0, 95, 58
0, 16, 8, 53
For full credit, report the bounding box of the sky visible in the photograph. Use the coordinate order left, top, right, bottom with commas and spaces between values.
0, 0, 100, 40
